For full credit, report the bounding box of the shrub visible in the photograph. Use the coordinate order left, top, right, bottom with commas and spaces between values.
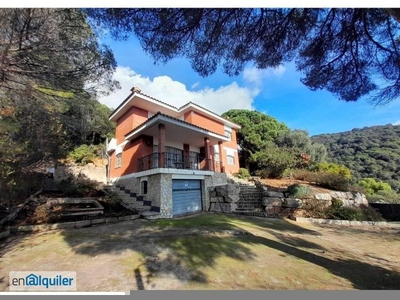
287, 184, 314, 198
358, 178, 393, 196
282, 168, 294, 178
360, 206, 385, 221
367, 189, 400, 204
326, 206, 364, 221
315, 162, 352, 180
234, 168, 251, 179
315, 172, 350, 191
68, 144, 103, 165
300, 199, 329, 219
331, 198, 343, 209
254, 169, 271, 179
59, 175, 99, 197
35, 205, 61, 224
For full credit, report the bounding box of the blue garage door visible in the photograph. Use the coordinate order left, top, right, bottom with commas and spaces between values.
172, 180, 202, 216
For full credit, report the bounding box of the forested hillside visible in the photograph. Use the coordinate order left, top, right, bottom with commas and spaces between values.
312, 125, 400, 192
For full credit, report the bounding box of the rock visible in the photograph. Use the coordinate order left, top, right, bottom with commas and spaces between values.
341, 200, 354, 207
209, 190, 217, 197
210, 196, 225, 203
215, 184, 240, 203
283, 198, 302, 208
266, 191, 285, 198
262, 197, 282, 207
330, 191, 350, 200
265, 207, 281, 215
210, 203, 237, 213
353, 192, 368, 207
314, 193, 332, 201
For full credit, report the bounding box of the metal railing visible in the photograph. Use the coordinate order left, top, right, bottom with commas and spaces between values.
137, 152, 212, 172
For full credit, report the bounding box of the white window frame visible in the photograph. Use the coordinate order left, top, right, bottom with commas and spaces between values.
115, 153, 122, 168
227, 154, 235, 165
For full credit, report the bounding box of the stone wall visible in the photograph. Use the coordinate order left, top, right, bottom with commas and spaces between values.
203, 173, 228, 212
208, 183, 241, 213
54, 163, 107, 184
208, 179, 369, 218
159, 174, 173, 218
262, 189, 368, 217
114, 177, 140, 195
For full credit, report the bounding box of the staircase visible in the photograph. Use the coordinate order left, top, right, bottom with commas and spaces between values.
103, 184, 160, 216
233, 183, 266, 217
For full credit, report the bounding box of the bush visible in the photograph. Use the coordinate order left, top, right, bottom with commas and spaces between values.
300, 199, 329, 219
234, 168, 251, 179
326, 206, 364, 221
68, 144, 103, 165
360, 206, 385, 221
367, 189, 400, 204
315, 162, 352, 180
300, 199, 385, 221
331, 198, 343, 209
254, 169, 271, 179
315, 172, 350, 191
287, 184, 314, 198
59, 175, 99, 197
358, 178, 393, 196
35, 205, 61, 224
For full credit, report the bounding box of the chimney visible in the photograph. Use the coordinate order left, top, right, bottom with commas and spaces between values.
131, 86, 141, 93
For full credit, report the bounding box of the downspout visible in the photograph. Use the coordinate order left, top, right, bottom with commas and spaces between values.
105, 137, 111, 184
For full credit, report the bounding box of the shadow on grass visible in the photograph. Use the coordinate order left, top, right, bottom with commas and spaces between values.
56, 213, 400, 289
246, 235, 400, 289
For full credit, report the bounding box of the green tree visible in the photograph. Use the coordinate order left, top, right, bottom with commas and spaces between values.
0, 8, 117, 206
221, 109, 289, 169
274, 129, 327, 166
85, 8, 400, 104
251, 143, 298, 178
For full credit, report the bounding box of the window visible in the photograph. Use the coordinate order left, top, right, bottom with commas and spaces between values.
141, 180, 148, 194
227, 154, 235, 165
115, 153, 122, 168
224, 129, 232, 140
215, 153, 220, 162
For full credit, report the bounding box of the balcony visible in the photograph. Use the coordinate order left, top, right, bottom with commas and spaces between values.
137, 152, 212, 172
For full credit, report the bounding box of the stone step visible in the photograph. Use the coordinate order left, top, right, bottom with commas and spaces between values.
232, 211, 267, 217
234, 207, 264, 211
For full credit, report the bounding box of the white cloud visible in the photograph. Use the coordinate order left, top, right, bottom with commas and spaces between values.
243, 67, 268, 85
393, 120, 400, 125
242, 65, 286, 86
98, 66, 256, 114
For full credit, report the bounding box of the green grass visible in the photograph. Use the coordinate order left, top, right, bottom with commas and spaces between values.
146, 213, 322, 237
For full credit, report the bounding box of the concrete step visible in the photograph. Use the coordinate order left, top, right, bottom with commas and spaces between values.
232, 211, 267, 217
141, 211, 163, 220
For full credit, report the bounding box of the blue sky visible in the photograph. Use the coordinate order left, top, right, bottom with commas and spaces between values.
98, 30, 400, 137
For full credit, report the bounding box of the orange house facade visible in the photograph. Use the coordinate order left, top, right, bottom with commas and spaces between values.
107, 87, 241, 218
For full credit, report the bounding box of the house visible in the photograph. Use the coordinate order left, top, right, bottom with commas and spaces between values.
106, 87, 241, 218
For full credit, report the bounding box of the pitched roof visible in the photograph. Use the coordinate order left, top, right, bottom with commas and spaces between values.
109, 88, 241, 129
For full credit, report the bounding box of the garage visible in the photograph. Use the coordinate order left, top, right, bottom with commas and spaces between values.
172, 179, 202, 216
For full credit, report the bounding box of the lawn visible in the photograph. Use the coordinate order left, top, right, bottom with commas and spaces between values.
1, 213, 399, 291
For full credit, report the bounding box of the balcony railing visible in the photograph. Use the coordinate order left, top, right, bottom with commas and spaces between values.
137, 152, 212, 172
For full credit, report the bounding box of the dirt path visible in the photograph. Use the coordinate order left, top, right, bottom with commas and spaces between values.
1, 214, 399, 291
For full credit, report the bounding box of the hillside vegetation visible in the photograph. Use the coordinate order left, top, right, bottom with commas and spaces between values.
312, 124, 400, 192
